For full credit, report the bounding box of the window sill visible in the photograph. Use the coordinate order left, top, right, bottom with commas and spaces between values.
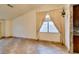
39, 32, 60, 34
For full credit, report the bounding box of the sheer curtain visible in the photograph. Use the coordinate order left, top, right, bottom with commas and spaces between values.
36, 12, 46, 39
49, 9, 65, 44
36, 10, 65, 44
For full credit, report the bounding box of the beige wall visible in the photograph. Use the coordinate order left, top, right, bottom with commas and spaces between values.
12, 5, 64, 42
65, 5, 70, 51
0, 19, 12, 37
36, 4, 64, 12
13, 10, 37, 39
4, 20, 12, 37
39, 33, 60, 42
0, 20, 5, 37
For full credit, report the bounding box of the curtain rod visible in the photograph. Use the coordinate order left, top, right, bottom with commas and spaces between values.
37, 7, 66, 13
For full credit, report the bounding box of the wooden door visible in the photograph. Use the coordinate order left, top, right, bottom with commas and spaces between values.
73, 5, 79, 53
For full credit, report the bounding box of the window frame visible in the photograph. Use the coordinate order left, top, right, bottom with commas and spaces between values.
39, 14, 59, 33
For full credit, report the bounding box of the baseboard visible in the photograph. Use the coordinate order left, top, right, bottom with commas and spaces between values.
0, 36, 13, 39
0, 36, 38, 41
13, 36, 37, 40
0, 36, 62, 45
13, 37, 62, 45
38, 39, 61, 44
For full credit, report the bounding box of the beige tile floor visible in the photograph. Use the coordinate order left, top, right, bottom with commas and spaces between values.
0, 38, 68, 54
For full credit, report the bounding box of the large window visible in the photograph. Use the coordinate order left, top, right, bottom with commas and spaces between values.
40, 14, 59, 33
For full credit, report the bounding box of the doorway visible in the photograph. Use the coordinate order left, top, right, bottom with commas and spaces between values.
73, 5, 79, 53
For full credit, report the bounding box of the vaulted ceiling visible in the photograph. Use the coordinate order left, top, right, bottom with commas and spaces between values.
0, 4, 65, 20
0, 4, 40, 19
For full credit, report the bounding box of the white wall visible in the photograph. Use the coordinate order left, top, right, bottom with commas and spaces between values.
12, 5, 64, 42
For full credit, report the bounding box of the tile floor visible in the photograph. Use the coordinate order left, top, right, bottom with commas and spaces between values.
0, 38, 68, 54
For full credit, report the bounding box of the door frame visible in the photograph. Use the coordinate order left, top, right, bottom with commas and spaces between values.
69, 4, 73, 53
